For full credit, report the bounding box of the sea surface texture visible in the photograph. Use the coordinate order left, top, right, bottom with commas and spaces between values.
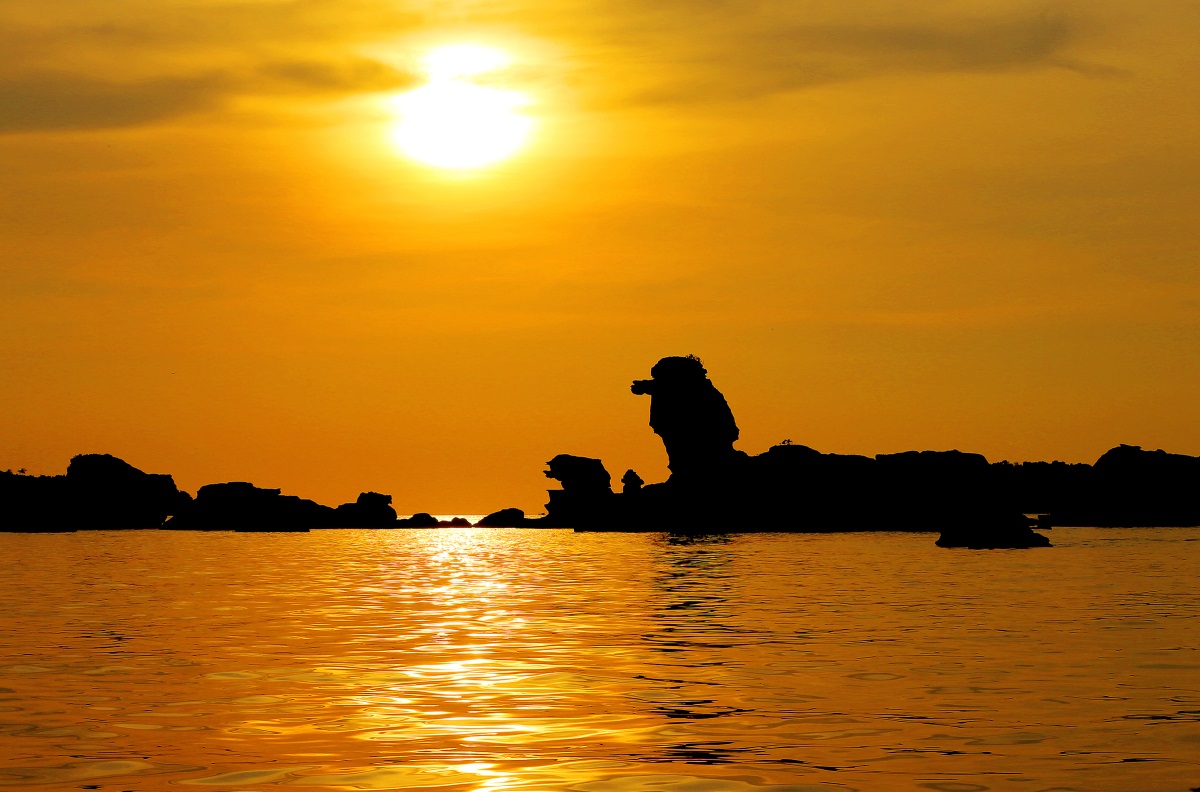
0, 528, 1197, 792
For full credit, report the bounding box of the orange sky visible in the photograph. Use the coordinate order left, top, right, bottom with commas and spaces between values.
2, 0, 1198, 513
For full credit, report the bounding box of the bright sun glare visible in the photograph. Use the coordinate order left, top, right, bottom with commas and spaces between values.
392, 45, 533, 170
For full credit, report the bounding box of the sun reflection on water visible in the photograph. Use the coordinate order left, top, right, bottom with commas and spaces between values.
1, 528, 1198, 791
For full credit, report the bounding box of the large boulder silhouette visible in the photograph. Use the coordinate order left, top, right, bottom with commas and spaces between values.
333, 492, 398, 527
0, 454, 189, 531
397, 512, 439, 528
1044, 444, 1200, 527
165, 482, 333, 531
477, 507, 528, 527
67, 454, 191, 529
541, 454, 615, 528
631, 356, 743, 479
936, 518, 1052, 549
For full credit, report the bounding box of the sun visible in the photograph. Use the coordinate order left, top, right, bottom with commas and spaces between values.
392, 45, 534, 170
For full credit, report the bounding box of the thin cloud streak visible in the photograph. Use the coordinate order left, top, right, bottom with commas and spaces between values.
0, 57, 416, 133
0, 73, 232, 133
606, 11, 1107, 104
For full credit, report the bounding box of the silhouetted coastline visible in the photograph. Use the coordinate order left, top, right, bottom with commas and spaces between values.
2, 356, 1198, 544
533, 356, 1051, 548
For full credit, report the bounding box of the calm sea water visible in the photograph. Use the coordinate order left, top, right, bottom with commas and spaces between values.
0, 528, 1197, 792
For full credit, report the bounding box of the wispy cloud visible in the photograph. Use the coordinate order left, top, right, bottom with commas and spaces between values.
0, 56, 416, 133
0, 73, 231, 133
256, 57, 417, 95
0, 0, 422, 133
0, 0, 1121, 131
596, 8, 1100, 104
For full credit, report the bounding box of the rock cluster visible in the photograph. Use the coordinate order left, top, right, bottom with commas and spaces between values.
2, 357, 1196, 543
0, 457, 446, 532
536, 356, 1067, 547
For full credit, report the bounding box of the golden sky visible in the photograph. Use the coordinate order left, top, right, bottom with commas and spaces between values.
2, 0, 1198, 513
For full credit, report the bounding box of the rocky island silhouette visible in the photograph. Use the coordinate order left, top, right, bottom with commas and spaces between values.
3, 356, 1198, 546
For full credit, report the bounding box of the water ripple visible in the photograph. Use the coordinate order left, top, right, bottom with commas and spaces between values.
0, 527, 1197, 790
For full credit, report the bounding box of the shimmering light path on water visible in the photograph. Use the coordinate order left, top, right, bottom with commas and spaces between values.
0, 529, 1197, 791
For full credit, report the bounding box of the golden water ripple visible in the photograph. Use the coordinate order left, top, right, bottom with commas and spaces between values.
0, 528, 1197, 791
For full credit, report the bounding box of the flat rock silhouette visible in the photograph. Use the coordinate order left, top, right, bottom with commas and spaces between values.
165, 482, 332, 531
334, 492, 398, 528
397, 512, 439, 528
477, 507, 528, 527
166, 484, 404, 530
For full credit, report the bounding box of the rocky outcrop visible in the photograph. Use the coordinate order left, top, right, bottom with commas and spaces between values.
1, 454, 189, 531
333, 492, 398, 527
4, 363, 1196, 539
164, 482, 333, 531
170, 486, 407, 530
550, 355, 1055, 546
1, 470, 73, 531
937, 520, 1052, 549
397, 512, 439, 528
476, 507, 528, 527
541, 454, 616, 528
66, 454, 191, 528
1040, 445, 1200, 527
631, 356, 744, 479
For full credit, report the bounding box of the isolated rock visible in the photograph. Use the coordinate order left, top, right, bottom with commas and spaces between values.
398, 512, 439, 528
477, 507, 527, 527
333, 492, 398, 527
937, 519, 1052, 549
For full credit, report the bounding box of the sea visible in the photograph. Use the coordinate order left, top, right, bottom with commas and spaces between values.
0, 528, 1196, 792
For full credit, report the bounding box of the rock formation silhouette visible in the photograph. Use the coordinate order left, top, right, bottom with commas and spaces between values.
0, 454, 189, 531
1039, 444, 1200, 527
397, 512, 439, 528
540, 356, 1057, 548
477, 507, 528, 527
630, 356, 745, 479
164, 482, 332, 531
167, 484, 411, 531
540, 454, 615, 528
66, 454, 192, 528
334, 492, 398, 528
1, 360, 1196, 539
0, 457, 414, 532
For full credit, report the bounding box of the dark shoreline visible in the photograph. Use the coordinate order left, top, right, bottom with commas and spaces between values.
3, 357, 1198, 545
